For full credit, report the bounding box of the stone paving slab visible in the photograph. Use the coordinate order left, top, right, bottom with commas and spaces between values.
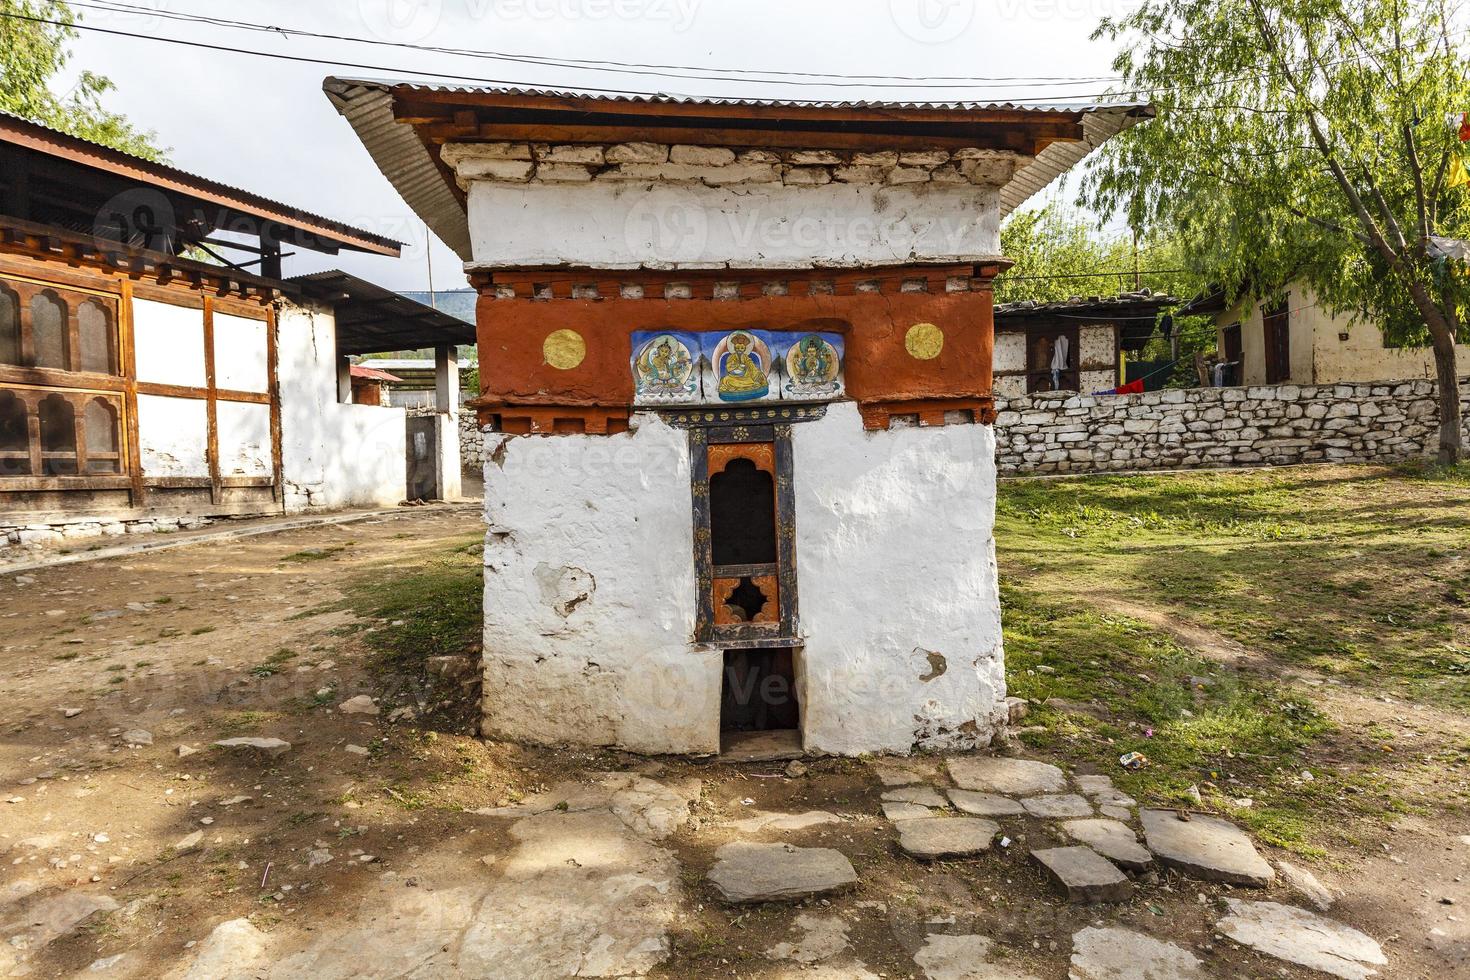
1030, 846, 1132, 904
946, 757, 1065, 796
882, 801, 935, 822
1061, 819, 1153, 872
1140, 809, 1274, 886
897, 817, 999, 860
947, 789, 1026, 817
882, 785, 949, 808
1021, 793, 1093, 819
1069, 926, 1206, 979
912, 934, 1042, 980
707, 842, 858, 903
1217, 899, 1386, 979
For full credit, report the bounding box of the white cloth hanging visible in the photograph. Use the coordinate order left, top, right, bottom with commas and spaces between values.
1050, 335, 1070, 389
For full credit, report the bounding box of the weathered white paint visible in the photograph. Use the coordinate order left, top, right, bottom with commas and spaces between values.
481, 415, 720, 755
213, 312, 270, 393
464, 181, 1003, 270
215, 401, 272, 477
275, 302, 407, 511
792, 403, 1005, 755
133, 298, 206, 387
480, 403, 1004, 756
136, 393, 208, 477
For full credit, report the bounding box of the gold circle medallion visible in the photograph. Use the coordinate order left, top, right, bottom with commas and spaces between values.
905, 322, 944, 360
542, 329, 586, 370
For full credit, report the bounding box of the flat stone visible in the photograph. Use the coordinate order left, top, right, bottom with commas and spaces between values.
1217, 899, 1386, 979
707, 842, 857, 903
173, 830, 204, 851
1276, 860, 1335, 911
1061, 819, 1153, 872
120, 729, 153, 746
337, 695, 379, 716
882, 785, 949, 808
1140, 809, 1274, 886
1092, 788, 1138, 808
1099, 804, 1133, 821
913, 933, 1042, 980
181, 919, 268, 980
727, 810, 842, 833
213, 737, 292, 759
764, 913, 848, 963
1030, 846, 1132, 904
882, 801, 934, 821
1069, 926, 1206, 979
897, 817, 998, 859
1074, 774, 1114, 795
871, 757, 942, 786
946, 757, 1065, 796
1021, 794, 1093, 819
947, 789, 1025, 816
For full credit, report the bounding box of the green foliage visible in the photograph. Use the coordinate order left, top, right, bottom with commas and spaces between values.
1086, 0, 1470, 348
0, 1, 165, 159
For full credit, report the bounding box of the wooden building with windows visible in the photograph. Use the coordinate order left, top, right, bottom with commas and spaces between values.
0, 113, 473, 551
992, 292, 1178, 396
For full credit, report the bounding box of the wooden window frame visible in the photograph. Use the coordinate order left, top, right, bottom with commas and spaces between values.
1023, 323, 1082, 394
0, 384, 128, 487
690, 421, 800, 646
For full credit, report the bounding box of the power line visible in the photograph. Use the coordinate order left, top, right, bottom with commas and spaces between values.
65, 0, 1128, 89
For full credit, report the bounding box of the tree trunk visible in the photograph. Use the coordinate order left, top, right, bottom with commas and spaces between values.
1428, 330, 1463, 464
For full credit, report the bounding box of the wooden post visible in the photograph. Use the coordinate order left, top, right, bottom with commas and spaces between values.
203, 296, 221, 503
336, 354, 353, 404
120, 280, 145, 506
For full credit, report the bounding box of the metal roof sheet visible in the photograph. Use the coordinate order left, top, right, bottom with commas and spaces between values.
0, 109, 401, 256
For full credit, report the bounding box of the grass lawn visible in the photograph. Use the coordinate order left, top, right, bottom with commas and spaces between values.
996, 462, 1470, 854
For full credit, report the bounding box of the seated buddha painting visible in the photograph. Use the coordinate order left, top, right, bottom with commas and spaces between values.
708, 330, 775, 403
781, 332, 844, 400
630, 330, 701, 404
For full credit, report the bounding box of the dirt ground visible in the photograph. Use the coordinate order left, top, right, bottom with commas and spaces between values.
0, 498, 1466, 978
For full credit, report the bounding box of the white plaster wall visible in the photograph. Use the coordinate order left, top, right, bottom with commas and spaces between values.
466, 181, 1002, 270
136, 394, 208, 477
1078, 323, 1117, 370
993, 331, 1027, 373
133, 298, 205, 387
216, 401, 272, 477
213, 312, 270, 393
480, 415, 719, 755
275, 302, 407, 511
792, 403, 1006, 756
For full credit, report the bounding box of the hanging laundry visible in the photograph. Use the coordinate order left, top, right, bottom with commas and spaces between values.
1050, 334, 1070, 390
1449, 112, 1470, 187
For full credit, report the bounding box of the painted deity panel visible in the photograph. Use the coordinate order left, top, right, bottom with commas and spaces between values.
703, 330, 779, 404
632, 328, 846, 406
777, 332, 845, 401
631, 330, 701, 404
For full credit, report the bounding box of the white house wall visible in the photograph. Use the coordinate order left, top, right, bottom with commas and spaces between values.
215, 401, 273, 477
792, 404, 1006, 755
136, 393, 209, 477
132, 298, 206, 387
480, 415, 717, 754
213, 311, 271, 393
275, 302, 407, 512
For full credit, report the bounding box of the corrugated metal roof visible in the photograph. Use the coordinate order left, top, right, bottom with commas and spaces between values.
0, 109, 401, 256
326, 77, 1134, 113
996, 290, 1179, 317
323, 77, 1152, 263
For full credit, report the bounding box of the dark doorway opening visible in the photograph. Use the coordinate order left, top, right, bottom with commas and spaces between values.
709, 457, 776, 566
720, 648, 801, 760
1263, 301, 1291, 384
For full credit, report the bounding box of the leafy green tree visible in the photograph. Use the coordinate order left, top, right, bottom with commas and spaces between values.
1, 0, 164, 160
1088, 0, 1470, 462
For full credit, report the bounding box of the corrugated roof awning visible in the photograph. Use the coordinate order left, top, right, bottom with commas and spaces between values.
292, 270, 476, 355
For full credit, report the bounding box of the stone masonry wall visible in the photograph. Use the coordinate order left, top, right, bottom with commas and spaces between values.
996, 380, 1470, 475
460, 414, 486, 471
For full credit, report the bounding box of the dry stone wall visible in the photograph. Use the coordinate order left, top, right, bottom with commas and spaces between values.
995, 380, 1470, 476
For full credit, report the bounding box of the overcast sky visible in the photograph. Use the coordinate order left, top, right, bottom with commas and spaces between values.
63, 0, 1131, 291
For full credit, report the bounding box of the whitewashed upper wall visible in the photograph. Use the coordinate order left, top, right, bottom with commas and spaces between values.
441, 142, 1024, 271
133, 298, 206, 387
213, 312, 270, 393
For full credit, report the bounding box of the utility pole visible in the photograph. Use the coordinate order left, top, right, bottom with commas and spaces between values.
425, 222, 437, 309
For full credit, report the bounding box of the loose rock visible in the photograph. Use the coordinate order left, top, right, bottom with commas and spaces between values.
946, 757, 1065, 795
1030, 846, 1132, 904
947, 789, 1025, 816
1276, 860, 1336, 911
1060, 819, 1152, 872
213, 737, 292, 758
1217, 899, 1386, 979
1069, 926, 1206, 979
913, 933, 1041, 980
897, 817, 999, 859
707, 842, 857, 903
1139, 808, 1274, 886
882, 801, 934, 822
337, 695, 379, 716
